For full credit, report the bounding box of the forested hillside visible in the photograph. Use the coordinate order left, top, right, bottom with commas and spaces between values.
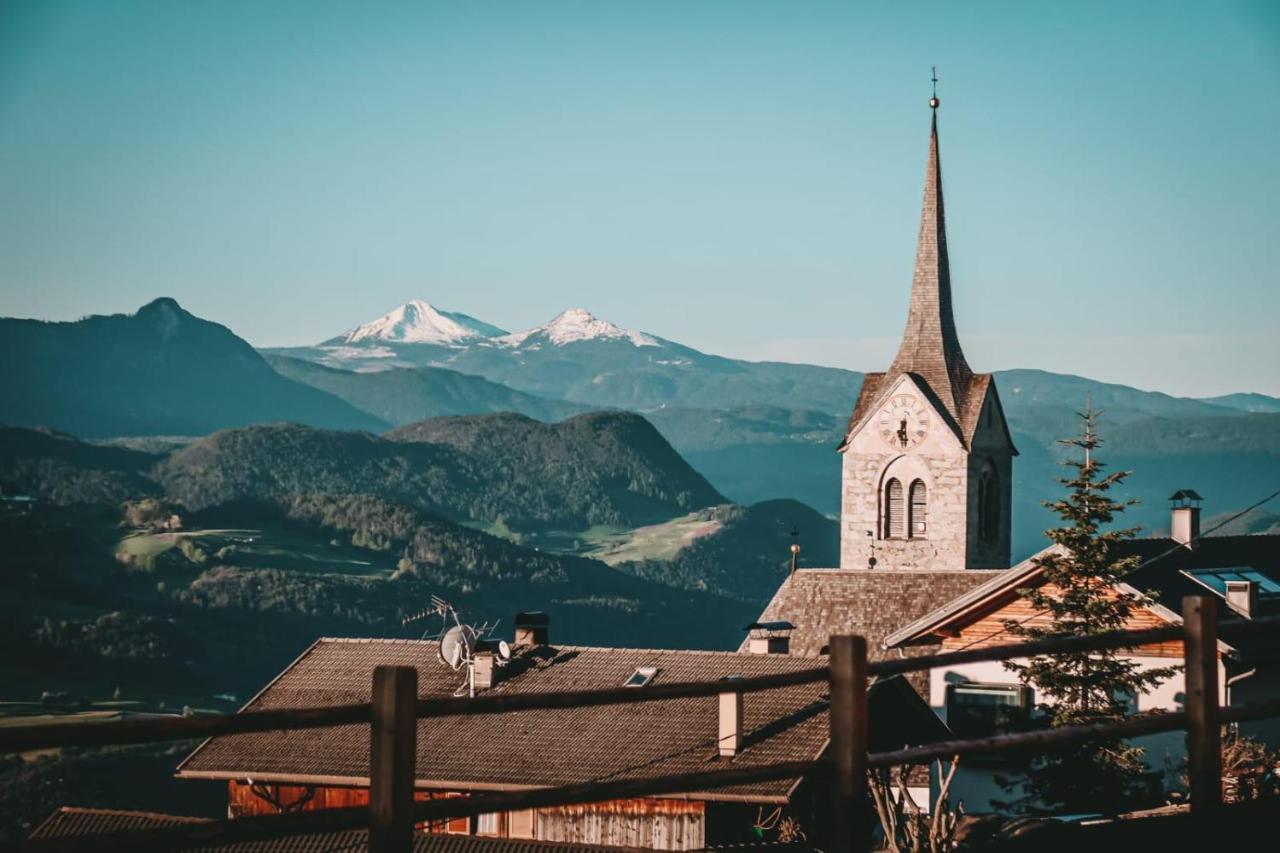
157, 412, 723, 532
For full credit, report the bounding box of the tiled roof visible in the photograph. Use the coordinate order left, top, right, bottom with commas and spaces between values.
739, 568, 1002, 693
178, 641, 832, 803
28, 807, 640, 852
884, 533, 1280, 659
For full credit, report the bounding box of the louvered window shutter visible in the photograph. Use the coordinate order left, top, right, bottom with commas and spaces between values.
886, 478, 904, 538
909, 480, 927, 537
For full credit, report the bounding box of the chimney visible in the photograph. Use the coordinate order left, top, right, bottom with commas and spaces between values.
1169, 490, 1203, 548
744, 621, 793, 655
514, 611, 549, 646
718, 679, 743, 757
1225, 580, 1258, 619
473, 648, 496, 690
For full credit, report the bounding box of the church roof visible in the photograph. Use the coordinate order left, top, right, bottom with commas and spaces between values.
885, 109, 975, 423
739, 568, 1002, 692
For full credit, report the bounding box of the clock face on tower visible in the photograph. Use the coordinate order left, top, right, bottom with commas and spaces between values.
878, 393, 930, 450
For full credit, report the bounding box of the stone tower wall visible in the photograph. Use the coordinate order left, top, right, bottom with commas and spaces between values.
839, 376, 972, 572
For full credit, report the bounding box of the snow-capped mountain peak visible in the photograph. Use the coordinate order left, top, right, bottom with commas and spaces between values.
335, 300, 506, 346
498, 308, 660, 348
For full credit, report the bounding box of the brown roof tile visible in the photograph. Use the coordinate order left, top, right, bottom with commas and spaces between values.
178, 642, 831, 803
740, 568, 1001, 693
887, 534, 1280, 659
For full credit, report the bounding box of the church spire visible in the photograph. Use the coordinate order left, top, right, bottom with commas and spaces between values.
885, 80, 973, 421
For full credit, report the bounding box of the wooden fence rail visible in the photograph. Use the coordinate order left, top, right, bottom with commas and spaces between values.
8, 611, 1279, 755
10, 596, 1280, 853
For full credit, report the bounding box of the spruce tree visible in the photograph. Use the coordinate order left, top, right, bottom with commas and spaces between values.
1002, 408, 1177, 813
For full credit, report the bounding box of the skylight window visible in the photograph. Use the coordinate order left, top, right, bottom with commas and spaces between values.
1183, 568, 1280, 597
624, 666, 658, 688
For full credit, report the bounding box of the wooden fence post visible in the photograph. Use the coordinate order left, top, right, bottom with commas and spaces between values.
1183, 595, 1221, 817
370, 665, 418, 853
829, 635, 869, 853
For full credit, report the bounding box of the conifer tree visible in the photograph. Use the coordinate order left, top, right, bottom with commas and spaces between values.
1002, 408, 1177, 813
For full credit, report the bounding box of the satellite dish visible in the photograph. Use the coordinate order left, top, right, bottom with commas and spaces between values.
497, 640, 511, 661
439, 624, 477, 670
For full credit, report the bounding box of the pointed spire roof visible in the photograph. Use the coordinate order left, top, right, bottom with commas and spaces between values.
885, 107, 974, 423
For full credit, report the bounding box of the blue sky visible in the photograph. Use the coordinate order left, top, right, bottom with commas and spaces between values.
2, 1, 1277, 396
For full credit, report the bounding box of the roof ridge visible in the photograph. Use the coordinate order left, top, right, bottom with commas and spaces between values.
54, 806, 210, 823
316, 639, 815, 660
792, 568, 1005, 575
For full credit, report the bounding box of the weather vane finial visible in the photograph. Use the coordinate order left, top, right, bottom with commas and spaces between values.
930, 66, 940, 110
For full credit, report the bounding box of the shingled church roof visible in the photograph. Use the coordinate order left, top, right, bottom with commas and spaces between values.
739, 568, 1001, 692
840, 108, 1003, 451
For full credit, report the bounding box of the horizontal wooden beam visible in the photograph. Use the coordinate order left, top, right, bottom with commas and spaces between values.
5, 614, 1278, 755
18, 697, 1280, 853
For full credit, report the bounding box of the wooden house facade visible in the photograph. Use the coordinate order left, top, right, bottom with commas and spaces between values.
178, 628, 950, 850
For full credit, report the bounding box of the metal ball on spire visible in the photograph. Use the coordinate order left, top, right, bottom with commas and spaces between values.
930, 66, 940, 110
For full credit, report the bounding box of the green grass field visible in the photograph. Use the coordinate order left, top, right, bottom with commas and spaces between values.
464, 514, 723, 565
575, 515, 723, 565
115, 525, 394, 577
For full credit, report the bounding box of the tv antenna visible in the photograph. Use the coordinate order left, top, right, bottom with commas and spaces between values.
404, 595, 510, 697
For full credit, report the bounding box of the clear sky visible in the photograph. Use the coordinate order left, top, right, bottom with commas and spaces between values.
2, 1, 1278, 396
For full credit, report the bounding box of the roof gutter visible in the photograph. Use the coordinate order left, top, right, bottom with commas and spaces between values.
177, 770, 796, 805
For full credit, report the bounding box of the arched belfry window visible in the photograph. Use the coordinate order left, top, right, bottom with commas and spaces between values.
909, 480, 928, 538
978, 462, 999, 543
884, 478, 905, 539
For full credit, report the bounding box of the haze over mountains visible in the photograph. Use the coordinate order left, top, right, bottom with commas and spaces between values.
5, 297, 1279, 556
268, 299, 1280, 548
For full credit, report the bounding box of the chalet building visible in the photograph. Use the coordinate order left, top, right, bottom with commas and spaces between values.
176, 618, 950, 851
882, 494, 1280, 811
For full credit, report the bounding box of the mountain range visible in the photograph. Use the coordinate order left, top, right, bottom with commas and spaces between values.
5, 297, 1279, 558
267, 300, 1280, 551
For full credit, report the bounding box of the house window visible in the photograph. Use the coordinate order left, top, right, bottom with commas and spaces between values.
977, 463, 999, 543
909, 479, 927, 537
476, 813, 499, 836
884, 478, 905, 538
945, 682, 1031, 738
624, 666, 658, 687
508, 809, 535, 839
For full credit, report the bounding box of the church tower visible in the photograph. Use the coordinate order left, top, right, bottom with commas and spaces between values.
838, 94, 1016, 572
